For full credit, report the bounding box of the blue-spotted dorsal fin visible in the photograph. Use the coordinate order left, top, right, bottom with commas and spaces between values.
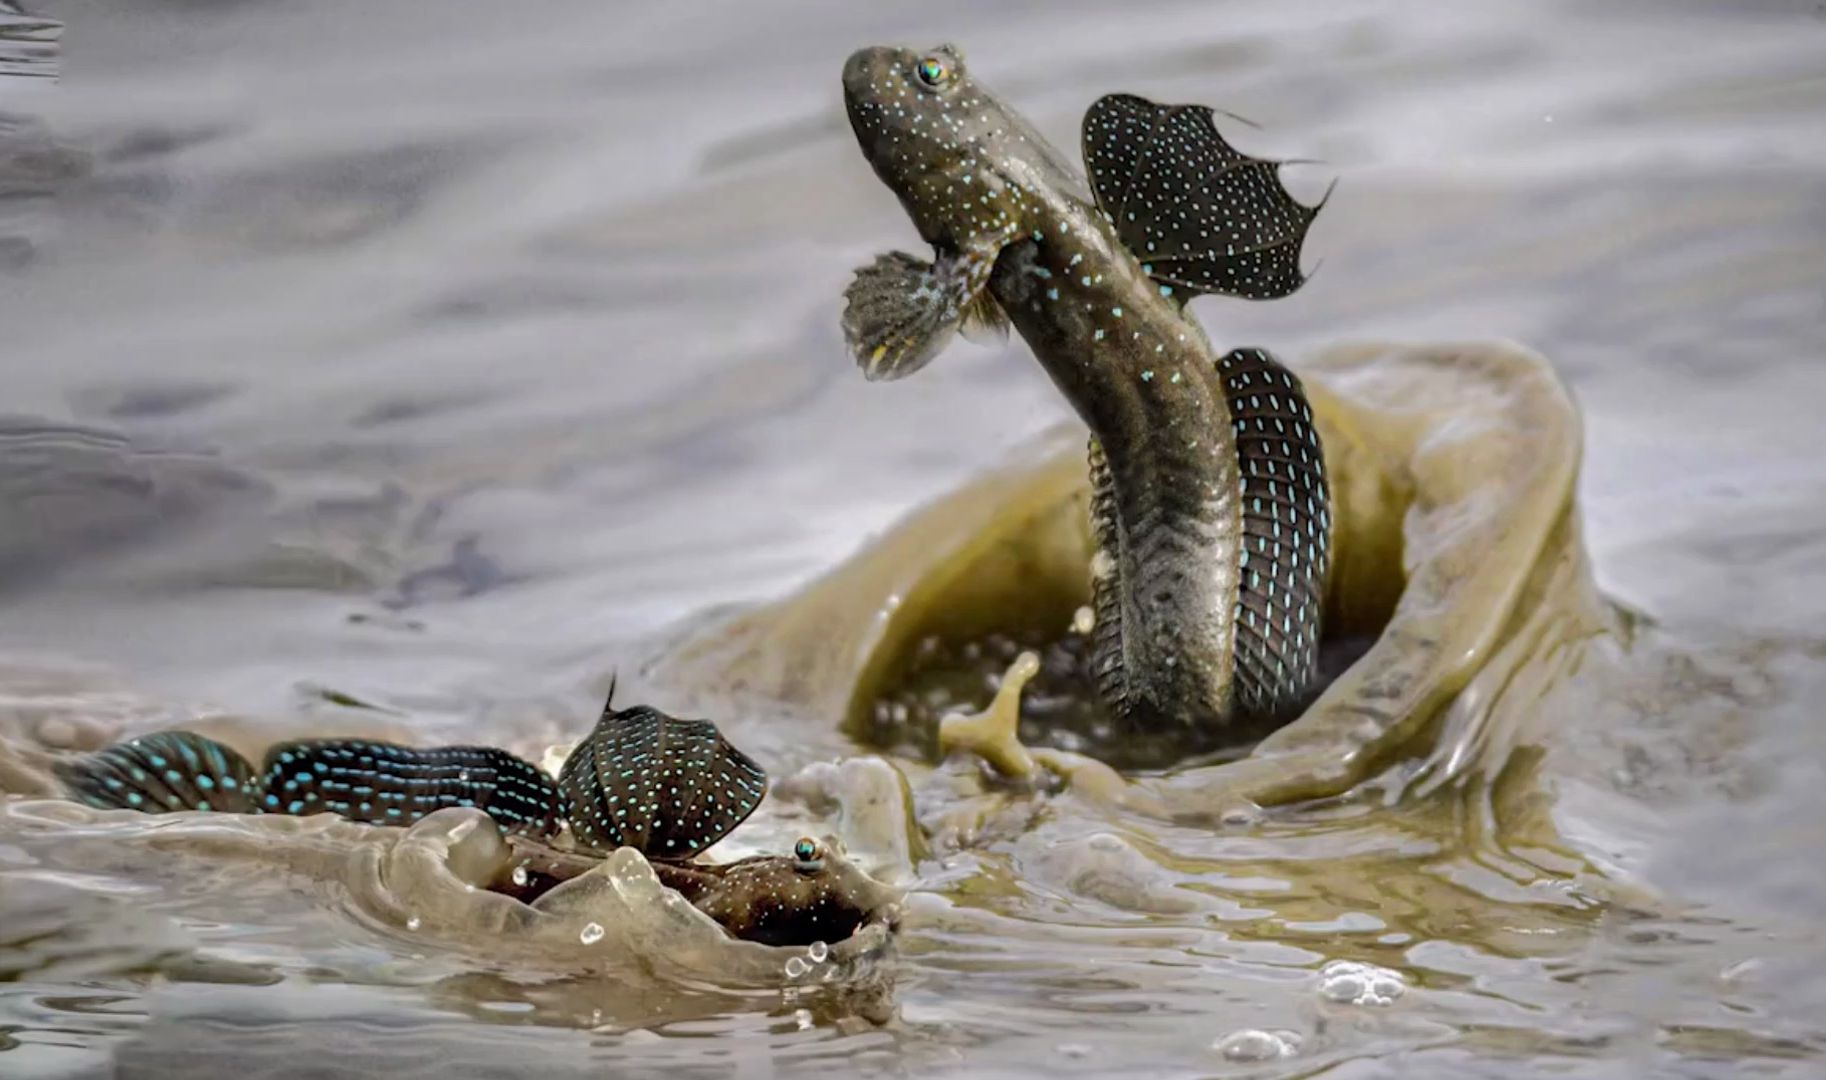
1082, 93, 1326, 302
556, 702, 767, 859
55, 731, 263, 814
1219, 348, 1332, 718
258, 739, 562, 835
841, 247, 1001, 380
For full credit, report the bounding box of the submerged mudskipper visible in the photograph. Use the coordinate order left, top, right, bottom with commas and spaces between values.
56, 691, 895, 947
841, 44, 1332, 733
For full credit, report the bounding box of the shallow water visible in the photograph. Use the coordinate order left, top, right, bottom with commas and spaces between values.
3, 1, 1825, 1076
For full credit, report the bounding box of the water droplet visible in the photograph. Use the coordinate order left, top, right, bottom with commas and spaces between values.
580, 921, 605, 945
405, 916, 421, 931
784, 956, 810, 979
807, 940, 830, 964
1214, 1029, 1300, 1062
1317, 960, 1405, 1006
511, 864, 529, 887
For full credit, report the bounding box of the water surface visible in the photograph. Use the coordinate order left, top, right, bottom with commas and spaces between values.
2, 1, 1824, 1076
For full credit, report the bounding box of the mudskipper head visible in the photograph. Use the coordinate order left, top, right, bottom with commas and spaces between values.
842, 44, 1034, 251
841, 44, 1053, 380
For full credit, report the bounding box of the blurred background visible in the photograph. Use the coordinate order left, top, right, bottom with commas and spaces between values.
2, 1, 1823, 1076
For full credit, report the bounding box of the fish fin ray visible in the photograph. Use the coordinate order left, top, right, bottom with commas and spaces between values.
1219, 347, 1331, 718
841, 247, 995, 380
1082, 93, 1324, 302
559, 701, 767, 857
1086, 436, 1130, 718
957, 286, 1010, 347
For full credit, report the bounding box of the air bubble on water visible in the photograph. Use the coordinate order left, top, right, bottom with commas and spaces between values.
807, 940, 830, 964
784, 956, 810, 979
406, 915, 421, 931
511, 863, 529, 887
1317, 960, 1405, 1006
794, 1007, 814, 1031
1213, 1029, 1300, 1062
580, 921, 605, 945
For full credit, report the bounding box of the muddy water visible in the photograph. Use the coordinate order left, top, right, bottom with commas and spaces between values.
3, 1, 1825, 1077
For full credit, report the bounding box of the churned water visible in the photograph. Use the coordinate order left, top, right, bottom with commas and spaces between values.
2, 1, 1824, 1077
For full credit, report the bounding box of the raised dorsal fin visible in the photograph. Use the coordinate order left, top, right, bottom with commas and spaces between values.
1081, 93, 1325, 302
558, 703, 768, 858
1217, 347, 1331, 718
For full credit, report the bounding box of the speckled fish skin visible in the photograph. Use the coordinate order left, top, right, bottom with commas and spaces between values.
555, 702, 768, 858
59, 731, 566, 834
502, 835, 893, 948
58, 704, 765, 854
55, 709, 852, 946
842, 45, 1331, 730
652, 850, 882, 948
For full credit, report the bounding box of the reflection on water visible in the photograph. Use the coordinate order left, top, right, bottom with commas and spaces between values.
2, 0, 1825, 1076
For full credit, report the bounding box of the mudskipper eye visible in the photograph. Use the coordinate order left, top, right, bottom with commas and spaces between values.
793, 837, 822, 864
915, 54, 951, 88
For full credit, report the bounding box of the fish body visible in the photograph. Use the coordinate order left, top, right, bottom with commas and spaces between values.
53, 699, 875, 946
58, 699, 762, 846
841, 46, 1332, 730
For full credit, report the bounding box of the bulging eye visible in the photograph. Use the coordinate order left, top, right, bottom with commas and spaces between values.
915, 54, 951, 88
793, 837, 822, 864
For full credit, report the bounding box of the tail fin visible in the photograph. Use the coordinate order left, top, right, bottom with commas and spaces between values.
258, 740, 561, 836
56, 731, 263, 814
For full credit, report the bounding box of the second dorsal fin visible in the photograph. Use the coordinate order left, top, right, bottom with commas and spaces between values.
1081, 93, 1325, 302
1218, 347, 1331, 718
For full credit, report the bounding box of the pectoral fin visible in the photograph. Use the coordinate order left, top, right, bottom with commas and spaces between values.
841, 248, 1001, 380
